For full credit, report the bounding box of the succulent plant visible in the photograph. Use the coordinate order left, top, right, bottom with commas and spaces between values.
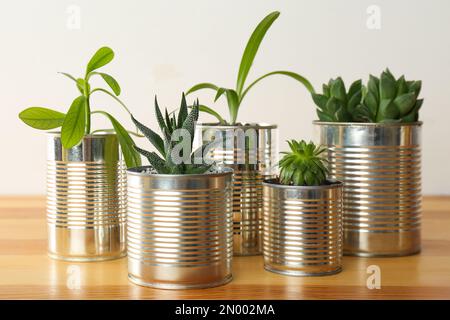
278, 140, 328, 186
313, 69, 423, 123
131, 94, 213, 174
355, 69, 423, 123
312, 77, 363, 122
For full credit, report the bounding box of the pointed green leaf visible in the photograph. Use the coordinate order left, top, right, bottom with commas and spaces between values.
380, 70, 397, 100
330, 77, 347, 102
61, 96, 86, 148
236, 11, 280, 96
197, 104, 226, 124
312, 93, 328, 110
131, 115, 165, 156
98, 72, 121, 95
19, 107, 66, 130
134, 146, 167, 173
394, 92, 416, 116
225, 89, 240, 124
93, 111, 141, 168
186, 83, 219, 95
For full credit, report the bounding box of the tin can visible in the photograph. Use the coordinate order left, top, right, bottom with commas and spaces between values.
315, 122, 422, 256
47, 133, 126, 261
126, 167, 233, 289
263, 179, 343, 276
195, 123, 278, 256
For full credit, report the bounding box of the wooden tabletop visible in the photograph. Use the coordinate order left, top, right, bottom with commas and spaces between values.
1, 196, 449, 300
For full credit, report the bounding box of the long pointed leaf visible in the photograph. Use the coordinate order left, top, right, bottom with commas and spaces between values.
92, 111, 142, 168
134, 146, 167, 173
225, 89, 239, 124
236, 11, 280, 96
97, 72, 121, 95
240, 70, 315, 103
131, 114, 165, 156
61, 96, 86, 148
186, 82, 218, 95
197, 105, 226, 124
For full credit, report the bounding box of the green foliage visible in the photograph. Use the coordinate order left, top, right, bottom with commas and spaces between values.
131, 94, 213, 174
313, 78, 363, 122
313, 69, 423, 123
187, 11, 314, 125
278, 140, 328, 186
18, 46, 141, 168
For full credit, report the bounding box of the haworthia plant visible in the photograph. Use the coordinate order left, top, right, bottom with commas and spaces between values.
313, 69, 423, 123
131, 94, 215, 174
278, 140, 329, 186
186, 11, 314, 125
18, 46, 141, 168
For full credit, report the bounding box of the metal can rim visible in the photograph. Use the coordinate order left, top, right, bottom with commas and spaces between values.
127, 166, 234, 178
312, 120, 423, 127
263, 178, 343, 190
196, 122, 278, 130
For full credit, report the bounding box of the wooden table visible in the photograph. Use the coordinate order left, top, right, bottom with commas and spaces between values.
1, 196, 449, 300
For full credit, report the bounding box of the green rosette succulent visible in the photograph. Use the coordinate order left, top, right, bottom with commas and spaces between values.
131, 94, 213, 174
355, 69, 423, 122
312, 77, 363, 122
312, 69, 423, 123
278, 140, 328, 186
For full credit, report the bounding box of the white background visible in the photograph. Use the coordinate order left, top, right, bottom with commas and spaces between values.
1, 0, 449, 195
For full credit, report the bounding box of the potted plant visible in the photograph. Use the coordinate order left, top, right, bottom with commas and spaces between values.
126, 94, 233, 289
18, 46, 141, 261
263, 140, 343, 276
313, 69, 423, 256
187, 11, 314, 256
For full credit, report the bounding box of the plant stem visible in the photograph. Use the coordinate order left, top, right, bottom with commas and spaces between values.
84, 78, 91, 134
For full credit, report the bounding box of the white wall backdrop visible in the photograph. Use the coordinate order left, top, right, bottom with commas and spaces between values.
1, 0, 449, 194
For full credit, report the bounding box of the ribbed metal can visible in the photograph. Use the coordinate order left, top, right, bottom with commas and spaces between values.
262, 179, 343, 276
126, 167, 233, 289
315, 122, 422, 257
195, 123, 278, 256
46, 133, 127, 261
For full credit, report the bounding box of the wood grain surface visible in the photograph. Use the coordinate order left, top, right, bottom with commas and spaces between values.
1, 196, 449, 300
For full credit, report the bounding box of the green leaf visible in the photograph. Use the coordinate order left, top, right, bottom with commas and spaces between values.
348, 80, 362, 98
186, 83, 219, 95
380, 70, 397, 100
225, 89, 240, 124
93, 111, 141, 168
76, 78, 90, 93
61, 96, 86, 148
364, 91, 378, 116
214, 87, 226, 102
312, 93, 328, 110
330, 77, 347, 102
394, 92, 416, 116
134, 146, 167, 173
240, 70, 315, 103
367, 75, 379, 101
86, 46, 114, 75
317, 110, 334, 122
97, 72, 121, 95
197, 105, 226, 124
131, 114, 165, 156
377, 99, 399, 121
348, 91, 362, 114
178, 93, 189, 126
59, 72, 84, 94
236, 11, 280, 96
19, 107, 66, 130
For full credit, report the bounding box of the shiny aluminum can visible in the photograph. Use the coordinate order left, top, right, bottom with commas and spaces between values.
263, 179, 343, 276
195, 123, 278, 256
46, 133, 127, 261
315, 122, 422, 257
126, 167, 233, 289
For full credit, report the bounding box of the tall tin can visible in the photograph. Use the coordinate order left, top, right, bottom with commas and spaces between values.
126, 167, 233, 289
315, 122, 422, 257
263, 179, 344, 276
46, 133, 127, 261
195, 123, 278, 256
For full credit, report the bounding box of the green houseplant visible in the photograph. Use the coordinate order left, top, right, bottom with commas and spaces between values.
126, 94, 234, 289
263, 140, 343, 276
18, 46, 140, 261
313, 69, 424, 257
188, 11, 315, 255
